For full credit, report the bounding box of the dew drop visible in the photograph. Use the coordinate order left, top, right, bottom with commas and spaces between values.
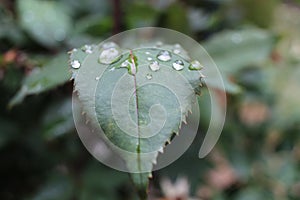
146, 73, 153, 80
121, 60, 129, 68
102, 41, 118, 49
95, 76, 100, 80
98, 48, 122, 64
149, 61, 160, 71
71, 60, 81, 69
157, 50, 172, 62
147, 57, 153, 61
189, 60, 203, 70
172, 60, 184, 71
173, 48, 181, 54
82, 45, 93, 54
145, 51, 151, 55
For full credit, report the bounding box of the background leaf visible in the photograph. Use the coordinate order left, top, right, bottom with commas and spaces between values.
9, 53, 70, 107
17, 0, 72, 48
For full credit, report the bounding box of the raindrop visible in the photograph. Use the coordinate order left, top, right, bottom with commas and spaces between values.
82, 45, 93, 54
173, 48, 181, 54
157, 50, 172, 62
146, 74, 153, 80
145, 51, 151, 55
71, 60, 81, 69
102, 41, 118, 49
109, 67, 116, 71
147, 57, 153, 61
98, 48, 122, 64
149, 61, 160, 71
121, 60, 129, 68
172, 60, 184, 71
189, 60, 203, 70
95, 76, 100, 80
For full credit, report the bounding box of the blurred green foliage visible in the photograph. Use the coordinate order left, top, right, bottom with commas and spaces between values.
0, 0, 300, 199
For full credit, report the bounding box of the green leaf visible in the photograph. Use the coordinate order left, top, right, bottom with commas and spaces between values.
0, 118, 19, 149
70, 42, 203, 199
203, 28, 275, 75
125, 2, 159, 28
9, 53, 71, 107
17, 0, 72, 48
30, 172, 73, 200
41, 98, 74, 140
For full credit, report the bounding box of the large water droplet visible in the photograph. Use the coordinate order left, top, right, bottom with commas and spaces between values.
146, 74, 153, 80
98, 48, 122, 64
157, 50, 172, 62
82, 45, 93, 54
149, 61, 160, 71
172, 60, 184, 71
189, 60, 203, 70
102, 42, 118, 49
71, 60, 81, 69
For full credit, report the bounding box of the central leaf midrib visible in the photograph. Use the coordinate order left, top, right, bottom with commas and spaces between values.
130, 51, 143, 179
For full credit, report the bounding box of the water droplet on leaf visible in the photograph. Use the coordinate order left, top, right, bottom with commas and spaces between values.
172, 60, 184, 71
157, 50, 172, 62
149, 61, 160, 71
71, 60, 81, 69
121, 60, 129, 68
146, 74, 153, 80
102, 41, 118, 49
147, 57, 153, 61
82, 45, 93, 54
95, 76, 100, 80
189, 60, 203, 70
98, 48, 122, 64
145, 52, 151, 55
173, 49, 181, 54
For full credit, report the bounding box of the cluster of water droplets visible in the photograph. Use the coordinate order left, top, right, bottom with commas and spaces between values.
70, 45, 95, 69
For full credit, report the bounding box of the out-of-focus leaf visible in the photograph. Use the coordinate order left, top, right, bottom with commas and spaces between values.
75, 15, 113, 36
269, 65, 300, 128
187, 8, 219, 32
17, 0, 72, 48
238, 0, 278, 28
0, 118, 19, 148
9, 53, 71, 107
163, 2, 190, 34
30, 173, 73, 200
61, 0, 111, 16
0, 6, 24, 45
203, 28, 275, 75
41, 98, 74, 140
80, 162, 128, 200
235, 187, 273, 200
125, 2, 159, 28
